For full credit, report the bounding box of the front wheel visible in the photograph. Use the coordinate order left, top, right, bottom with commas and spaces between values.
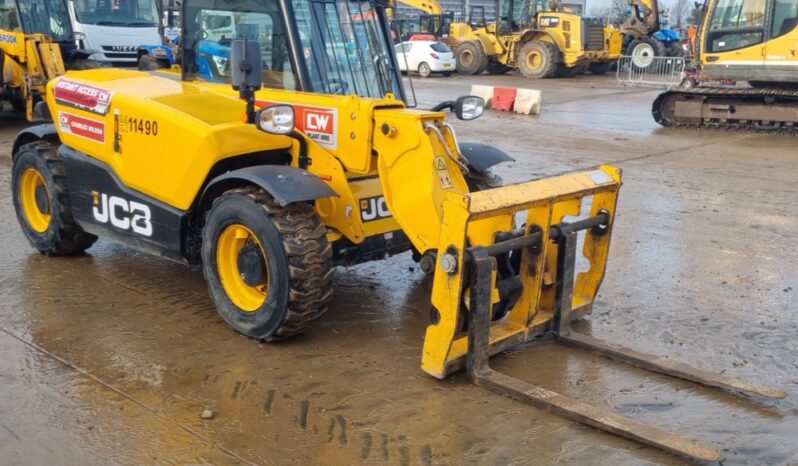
202, 187, 334, 341
517, 40, 558, 79
418, 62, 432, 78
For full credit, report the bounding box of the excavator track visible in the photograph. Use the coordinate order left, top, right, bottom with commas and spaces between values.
653, 87, 798, 134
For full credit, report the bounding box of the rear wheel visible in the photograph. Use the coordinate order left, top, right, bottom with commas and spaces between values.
588, 61, 612, 75
418, 61, 432, 78
518, 40, 558, 79
627, 38, 665, 73
12, 141, 97, 255
202, 187, 334, 341
454, 41, 488, 75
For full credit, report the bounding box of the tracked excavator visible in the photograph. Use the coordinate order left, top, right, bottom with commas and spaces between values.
10, 0, 785, 461
654, 0, 798, 132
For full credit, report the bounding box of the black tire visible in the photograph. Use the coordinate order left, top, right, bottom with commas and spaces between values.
67, 58, 106, 70
588, 61, 612, 75
202, 187, 334, 341
627, 38, 666, 73
12, 141, 97, 255
665, 41, 684, 58
10, 94, 26, 112
555, 63, 585, 78
680, 76, 697, 89
138, 54, 163, 71
455, 41, 488, 75
418, 61, 432, 78
486, 62, 511, 75
517, 40, 558, 79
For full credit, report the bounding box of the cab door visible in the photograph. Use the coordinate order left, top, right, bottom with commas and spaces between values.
764, 0, 798, 81
702, 0, 768, 80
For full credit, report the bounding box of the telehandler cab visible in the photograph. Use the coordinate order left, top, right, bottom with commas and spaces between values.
11, 0, 785, 461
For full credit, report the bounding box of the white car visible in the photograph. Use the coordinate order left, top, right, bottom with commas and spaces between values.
394, 41, 455, 77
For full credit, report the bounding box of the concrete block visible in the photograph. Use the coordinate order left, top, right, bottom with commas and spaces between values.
470, 85, 494, 107
514, 88, 541, 115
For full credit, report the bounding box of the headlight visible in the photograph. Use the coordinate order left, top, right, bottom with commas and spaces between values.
152, 48, 168, 57
455, 95, 485, 121
212, 55, 229, 76
256, 105, 295, 135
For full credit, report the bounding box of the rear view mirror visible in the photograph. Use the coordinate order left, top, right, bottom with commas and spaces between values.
454, 95, 485, 120
231, 39, 262, 91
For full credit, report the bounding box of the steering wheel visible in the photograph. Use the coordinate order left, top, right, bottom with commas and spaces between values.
327, 79, 349, 95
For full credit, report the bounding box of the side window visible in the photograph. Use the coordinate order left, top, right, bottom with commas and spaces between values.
706, 0, 766, 52
771, 0, 798, 38
185, 7, 296, 90
0, 0, 20, 31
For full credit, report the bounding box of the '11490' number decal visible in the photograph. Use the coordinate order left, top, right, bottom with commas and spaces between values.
122, 116, 159, 136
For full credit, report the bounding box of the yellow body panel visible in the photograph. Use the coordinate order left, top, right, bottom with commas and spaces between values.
44, 69, 416, 245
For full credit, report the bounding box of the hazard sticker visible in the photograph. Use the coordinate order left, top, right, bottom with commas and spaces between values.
53, 79, 114, 116
435, 156, 454, 189
59, 112, 106, 143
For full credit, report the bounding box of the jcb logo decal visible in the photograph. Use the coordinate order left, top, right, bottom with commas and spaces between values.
360, 196, 391, 222
92, 191, 153, 236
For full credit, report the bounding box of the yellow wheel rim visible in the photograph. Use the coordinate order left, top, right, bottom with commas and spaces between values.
461, 50, 474, 66
526, 51, 542, 70
19, 168, 51, 233
217, 224, 270, 312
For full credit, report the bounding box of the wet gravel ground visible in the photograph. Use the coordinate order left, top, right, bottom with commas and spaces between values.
0, 73, 796, 465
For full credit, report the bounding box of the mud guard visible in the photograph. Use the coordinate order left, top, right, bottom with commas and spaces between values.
12, 124, 58, 158
458, 142, 514, 172
201, 165, 339, 207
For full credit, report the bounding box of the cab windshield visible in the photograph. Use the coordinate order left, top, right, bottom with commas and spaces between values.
73, 0, 160, 27
294, 0, 402, 98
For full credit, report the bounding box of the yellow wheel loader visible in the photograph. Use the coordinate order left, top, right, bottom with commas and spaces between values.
391, 0, 620, 77
11, 0, 785, 460
653, 0, 798, 132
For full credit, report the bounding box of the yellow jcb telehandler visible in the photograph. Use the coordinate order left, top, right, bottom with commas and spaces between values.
10, 0, 785, 461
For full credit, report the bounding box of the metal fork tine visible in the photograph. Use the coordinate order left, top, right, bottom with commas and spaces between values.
557, 332, 787, 399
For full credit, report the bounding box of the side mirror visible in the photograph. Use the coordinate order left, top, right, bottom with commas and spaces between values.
256, 105, 295, 135
230, 39, 262, 91
454, 95, 485, 120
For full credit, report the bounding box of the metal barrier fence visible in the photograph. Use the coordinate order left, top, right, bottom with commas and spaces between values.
616, 55, 686, 89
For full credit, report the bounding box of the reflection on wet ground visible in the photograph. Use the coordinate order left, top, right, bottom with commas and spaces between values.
1, 75, 796, 465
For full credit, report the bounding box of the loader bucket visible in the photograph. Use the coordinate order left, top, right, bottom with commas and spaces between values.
419, 165, 786, 462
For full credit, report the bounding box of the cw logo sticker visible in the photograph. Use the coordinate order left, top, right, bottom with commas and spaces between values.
92, 191, 153, 236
